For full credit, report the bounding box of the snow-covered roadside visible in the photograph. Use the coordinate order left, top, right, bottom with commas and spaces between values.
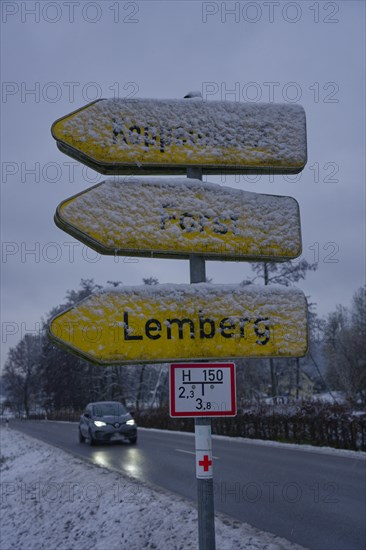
0, 427, 307, 550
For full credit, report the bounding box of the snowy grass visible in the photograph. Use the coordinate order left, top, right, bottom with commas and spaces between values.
0, 427, 307, 550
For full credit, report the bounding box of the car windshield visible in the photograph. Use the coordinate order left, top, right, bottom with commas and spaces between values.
92, 403, 126, 417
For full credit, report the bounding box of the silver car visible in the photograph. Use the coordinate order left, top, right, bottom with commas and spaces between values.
78, 401, 137, 445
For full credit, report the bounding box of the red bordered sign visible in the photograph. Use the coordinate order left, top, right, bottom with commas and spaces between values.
170, 363, 236, 417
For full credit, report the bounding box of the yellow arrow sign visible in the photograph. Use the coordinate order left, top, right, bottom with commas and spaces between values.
51, 99, 307, 175
48, 284, 308, 365
54, 178, 302, 261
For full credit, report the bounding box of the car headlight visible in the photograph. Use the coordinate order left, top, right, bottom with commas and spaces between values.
94, 420, 107, 427
126, 419, 135, 426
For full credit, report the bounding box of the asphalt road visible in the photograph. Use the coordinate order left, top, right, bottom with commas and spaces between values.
11, 420, 366, 550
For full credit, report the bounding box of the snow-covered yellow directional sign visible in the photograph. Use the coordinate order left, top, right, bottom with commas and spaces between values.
54, 178, 302, 261
48, 284, 308, 365
51, 98, 307, 175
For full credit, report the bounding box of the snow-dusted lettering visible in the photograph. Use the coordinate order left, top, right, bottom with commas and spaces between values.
122, 311, 270, 344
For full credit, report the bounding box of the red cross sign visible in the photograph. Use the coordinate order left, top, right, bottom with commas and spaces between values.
199, 455, 213, 472
196, 450, 213, 478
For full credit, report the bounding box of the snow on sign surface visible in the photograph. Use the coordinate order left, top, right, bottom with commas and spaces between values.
55, 177, 302, 261
51, 98, 307, 175
48, 284, 308, 365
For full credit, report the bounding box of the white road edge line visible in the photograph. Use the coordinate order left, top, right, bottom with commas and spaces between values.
176, 448, 220, 459
141, 428, 365, 460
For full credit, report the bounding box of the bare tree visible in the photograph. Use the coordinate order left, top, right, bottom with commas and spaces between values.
325, 286, 366, 405
3, 334, 42, 416
142, 277, 159, 286
37, 279, 108, 412
134, 277, 160, 411
247, 259, 317, 399
250, 259, 317, 287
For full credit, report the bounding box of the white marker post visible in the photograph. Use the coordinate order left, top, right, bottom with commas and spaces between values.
169, 361, 236, 549
195, 426, 213, 480
187, 165, 216, 550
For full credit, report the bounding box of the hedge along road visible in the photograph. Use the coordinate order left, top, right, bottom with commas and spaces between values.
11, 420, 365, 550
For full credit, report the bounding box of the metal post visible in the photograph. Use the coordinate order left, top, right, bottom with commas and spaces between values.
188, 166, 216, 550
296, 357, 300, 400
190, 255, 206, 283
187, 166, 203, 180
195, 417, 216, 550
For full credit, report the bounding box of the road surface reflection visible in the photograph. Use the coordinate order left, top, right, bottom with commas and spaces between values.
92, 446, 144, 480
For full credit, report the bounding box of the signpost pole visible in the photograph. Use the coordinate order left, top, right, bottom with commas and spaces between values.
195, 417, 216, 550
187, 166, 216, 550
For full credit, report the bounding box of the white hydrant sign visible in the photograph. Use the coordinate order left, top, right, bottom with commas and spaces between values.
169, 363, 236, 417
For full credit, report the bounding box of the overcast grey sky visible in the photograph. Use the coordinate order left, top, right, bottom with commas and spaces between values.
1, 0, 365, 370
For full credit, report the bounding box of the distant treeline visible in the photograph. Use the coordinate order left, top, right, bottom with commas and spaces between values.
43, 401, 365, 451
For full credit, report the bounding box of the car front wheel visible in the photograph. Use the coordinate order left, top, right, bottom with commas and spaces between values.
129, 436, 137, 445
88, 429, 95, 446
78, 428, 85, 443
